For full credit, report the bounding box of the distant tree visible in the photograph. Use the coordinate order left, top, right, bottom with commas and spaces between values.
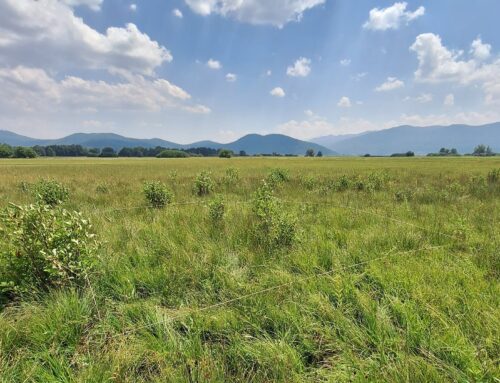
99, 147, 117, 157
0, 144, 13, 158
239, 150, 247, 157
45, 147, 56, 157
305, 148, 315, 157
13, 146, 37, 158
87, 148, 100, 157
33, 145, 46, 156
450, 148, 458, 155
157, 149, 189, 158
218, 149, 233, 158
406, 151, 415, 157
316, 151, 323, 157
363, 153, 371, 157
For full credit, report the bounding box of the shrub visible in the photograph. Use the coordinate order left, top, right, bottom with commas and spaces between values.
266, 168, 290, 187
252, 182, 297, 250
335, 175, 351, 191
33, 179, 69, 206
208, 195, 225, 224
394, 189, 414, 202
143, 181, 173, 208
194, 171, 214, 196
0, 204, 99, 298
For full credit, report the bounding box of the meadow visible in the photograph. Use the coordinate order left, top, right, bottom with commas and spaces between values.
0, 157, 499, 382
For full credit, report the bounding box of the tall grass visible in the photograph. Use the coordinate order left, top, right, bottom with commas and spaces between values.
0, 157, 499, 382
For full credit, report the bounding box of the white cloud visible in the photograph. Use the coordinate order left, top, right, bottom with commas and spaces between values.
340, 59, 351, 66
337, 96, 352, 108
410, 33, 500, 104
444, 94, 455, 106
62, 0, 103, 11
470, 38, 491, 61
364, 2, 425, 31
0, 66, 210, 114
173, 8, 183, 18
405, 93, 433, 103
0, 0, 172, 76
266, 69, 272, 76
130, 3, 137, 11
207, 59, 222, 70
184, 0, 325, 27
375, 77, 405, 92
226, 73, 237, 82
287, 57, 311, 77
270, 87, 286, 97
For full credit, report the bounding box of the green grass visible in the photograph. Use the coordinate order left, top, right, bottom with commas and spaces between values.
0, 157, 499, 382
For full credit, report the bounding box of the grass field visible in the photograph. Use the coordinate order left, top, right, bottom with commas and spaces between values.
0, 157, 499, 382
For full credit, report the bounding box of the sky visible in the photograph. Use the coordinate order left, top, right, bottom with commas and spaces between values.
0, 0, 499, 143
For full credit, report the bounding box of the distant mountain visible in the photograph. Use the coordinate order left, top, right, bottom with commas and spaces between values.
319, 123, 500, 155
0, 131, 334, 156
310, 133, 365, 148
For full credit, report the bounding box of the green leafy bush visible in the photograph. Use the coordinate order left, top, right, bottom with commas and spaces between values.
266, 168, 290, 187
33, 179, 69, 206
0, 204, 99, 298
157, 150, 189, 158
208, 195, 225, 224
394, 189, 414, 202
143, 181, 173, 208
194, 171, 214, 196
252, 182, 297, 250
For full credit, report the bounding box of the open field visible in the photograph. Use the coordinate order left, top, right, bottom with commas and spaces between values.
0, 157, 499, 382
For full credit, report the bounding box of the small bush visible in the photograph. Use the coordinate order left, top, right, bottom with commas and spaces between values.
218, 149, 233, 158
208, 195, 225, 224
33, 179, 69, 206
394, 189, 414, 202
252, 182, 297, 250
0, 204, 99, 298
143, 181, 173, 208
335, 175, 351, 191
194, 171, 214, 196
267, 168, 290, 187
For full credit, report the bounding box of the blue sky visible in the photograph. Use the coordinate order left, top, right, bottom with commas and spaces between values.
0, 0, 499, 143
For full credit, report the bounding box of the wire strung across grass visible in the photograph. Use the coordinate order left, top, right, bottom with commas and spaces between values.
106, 244, 447, 340
92, 198, 456, 240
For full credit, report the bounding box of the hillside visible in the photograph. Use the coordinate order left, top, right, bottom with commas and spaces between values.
0, 131, 334, 156
319, 123, 500, 155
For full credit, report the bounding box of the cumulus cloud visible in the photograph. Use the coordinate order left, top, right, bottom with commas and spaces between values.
270, 87, 286, 97
130, 3, 137, 11
0, 0, 172, 76
364, 2, 425, 31
207, 59, 222, 70
340, 59, 351, 66
184, 0, 325, 27
410, 33, 500, 104
0, 66, 210, 114
287, 57, 311, 77
405, 93, 433, 103
337, 96, 352, 108
375, 77, 405, 91
173, 8, 183, 18
226, 73, 237, 82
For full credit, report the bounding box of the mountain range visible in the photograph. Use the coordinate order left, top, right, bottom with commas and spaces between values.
1, 122, 499, 156
0, 131, 334, 156
311, 122, 500, 155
